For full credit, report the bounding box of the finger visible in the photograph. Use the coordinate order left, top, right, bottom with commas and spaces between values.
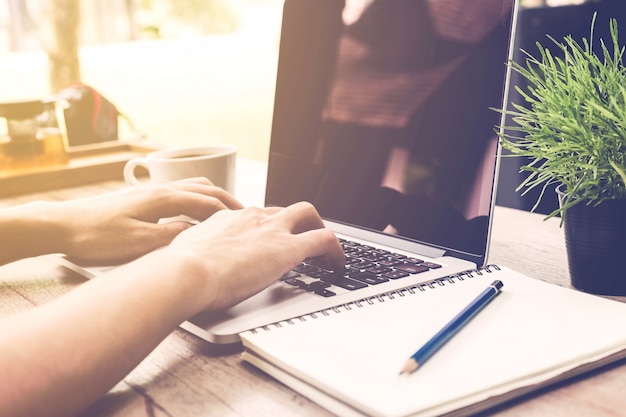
294, 228, 345, 270
177, 177, 214, 186
161, 192, 232, 220
274, 202, 345, 268
113, 221, 195, 261
274, 202, 326, 233
154, 220, 195, 242
151, 177, 214, 186
263, 206, 284, 215
131, 189, 230, 223
168, 182, 243, 210
152, 177, 214, 186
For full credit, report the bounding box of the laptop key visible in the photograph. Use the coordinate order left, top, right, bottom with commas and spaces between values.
307, 281, 331, 291
366, 266, 392, 275
294, 264, 320, 275
320, 272, 368, 290
314, 288, 336, 297
287, 238, 440, 295
305, 256, 335, 271
284, 278, 309, 288
307, 268, 331, 279
361, 253, 387, 262
334, 278, 368, 291
383, 270, 410, 279
349, 271, 389, 285
350, 261, 376, 270
395, 263, 430, 274
378, 258, 402, 267
405, 257, 424, 264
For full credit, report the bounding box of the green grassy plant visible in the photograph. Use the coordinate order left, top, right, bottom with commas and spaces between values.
495, 14, 626, 219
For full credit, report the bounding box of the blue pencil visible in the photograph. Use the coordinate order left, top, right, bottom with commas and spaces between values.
399, 279, 503, 375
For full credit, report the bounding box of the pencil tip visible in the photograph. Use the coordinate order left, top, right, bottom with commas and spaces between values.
399, 359, 419, 375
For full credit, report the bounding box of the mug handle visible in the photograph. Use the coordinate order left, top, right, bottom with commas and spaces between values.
123, 157, 149, 185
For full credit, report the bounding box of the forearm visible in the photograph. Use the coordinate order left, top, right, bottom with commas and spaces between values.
0, 202, 343, 417
0, 249, 208, 417
0, 201, 72, 265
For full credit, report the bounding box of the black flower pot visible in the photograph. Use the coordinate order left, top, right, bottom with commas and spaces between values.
559, 192, 626, 296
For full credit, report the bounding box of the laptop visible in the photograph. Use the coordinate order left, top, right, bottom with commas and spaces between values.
63, 0, 519, 344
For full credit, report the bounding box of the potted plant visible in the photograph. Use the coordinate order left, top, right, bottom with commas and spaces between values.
495, 14, 626, 296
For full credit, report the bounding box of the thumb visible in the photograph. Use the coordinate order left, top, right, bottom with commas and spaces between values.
151, 221, 195, 247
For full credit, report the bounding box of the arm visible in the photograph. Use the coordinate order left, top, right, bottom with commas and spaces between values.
0, 178, 243, 265
0, 202, 344, 417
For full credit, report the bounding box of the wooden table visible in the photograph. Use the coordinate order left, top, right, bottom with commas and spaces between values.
1, 158, 626, 417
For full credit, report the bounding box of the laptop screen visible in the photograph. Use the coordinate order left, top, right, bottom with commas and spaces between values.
266, 0, 516, 264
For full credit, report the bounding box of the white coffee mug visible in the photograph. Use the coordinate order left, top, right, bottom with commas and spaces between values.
123, 145, 237, 193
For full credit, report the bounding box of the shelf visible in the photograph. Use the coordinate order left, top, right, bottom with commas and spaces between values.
0, 141, 158, 197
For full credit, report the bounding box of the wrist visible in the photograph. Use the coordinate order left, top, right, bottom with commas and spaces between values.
128, 248, 219, 318
0, 200, 72, 263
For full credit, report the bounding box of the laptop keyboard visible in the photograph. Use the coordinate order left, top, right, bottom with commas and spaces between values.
280, 238, 441, 297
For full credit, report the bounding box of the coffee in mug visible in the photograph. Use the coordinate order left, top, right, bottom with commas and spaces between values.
123, 145, 237, 193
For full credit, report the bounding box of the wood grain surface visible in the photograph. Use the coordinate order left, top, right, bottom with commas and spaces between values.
1, 159, 625, 417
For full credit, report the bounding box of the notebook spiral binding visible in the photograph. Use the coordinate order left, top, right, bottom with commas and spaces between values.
251, 264, 501, 333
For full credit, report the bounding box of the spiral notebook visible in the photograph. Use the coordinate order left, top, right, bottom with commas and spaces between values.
240, 265, 626, 417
